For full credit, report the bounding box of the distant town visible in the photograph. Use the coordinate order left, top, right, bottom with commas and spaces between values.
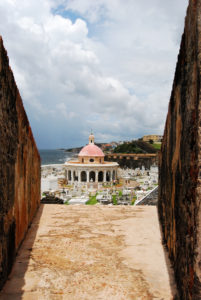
64, 134, 162, 154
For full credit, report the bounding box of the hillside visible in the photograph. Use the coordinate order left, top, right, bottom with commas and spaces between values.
113, 140, 157, 154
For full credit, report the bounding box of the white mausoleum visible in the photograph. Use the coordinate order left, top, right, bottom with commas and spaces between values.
64, 134, 119, 185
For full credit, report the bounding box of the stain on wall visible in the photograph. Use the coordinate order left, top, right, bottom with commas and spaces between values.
0, 36, 40, 289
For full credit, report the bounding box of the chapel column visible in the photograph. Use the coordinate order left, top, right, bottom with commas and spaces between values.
103, 170, 106, 182
71, 169, 74, 182
95, 170, 98, 182
87, 170, 89, 182
78, 170, 81, 183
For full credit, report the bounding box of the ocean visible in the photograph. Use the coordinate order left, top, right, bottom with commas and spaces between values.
39, 149, 75, 165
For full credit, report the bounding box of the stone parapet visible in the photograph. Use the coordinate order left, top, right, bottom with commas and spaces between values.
105, 153, 158, 169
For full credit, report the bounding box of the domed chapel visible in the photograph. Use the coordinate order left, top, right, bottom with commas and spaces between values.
64, 133, 119, 186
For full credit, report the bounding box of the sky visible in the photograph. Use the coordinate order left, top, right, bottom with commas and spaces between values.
0, 0, 189, 149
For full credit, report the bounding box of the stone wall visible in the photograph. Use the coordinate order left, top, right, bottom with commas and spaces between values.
105, 154, 158, 169
0, 36, 41, 289
158, 0, 201, 298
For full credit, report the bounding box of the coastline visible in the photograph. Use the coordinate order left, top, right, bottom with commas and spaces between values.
41, 163, 65, 167
39, 149, 75, 165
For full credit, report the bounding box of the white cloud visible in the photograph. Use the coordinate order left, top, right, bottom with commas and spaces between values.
0, 0, 189, 148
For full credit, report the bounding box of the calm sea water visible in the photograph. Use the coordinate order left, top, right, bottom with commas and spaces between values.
39, 149, 75, 165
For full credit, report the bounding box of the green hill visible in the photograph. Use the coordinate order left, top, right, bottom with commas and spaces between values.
113, 140, 157, 154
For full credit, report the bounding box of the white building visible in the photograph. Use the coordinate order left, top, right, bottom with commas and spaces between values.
64, 134, 119, 186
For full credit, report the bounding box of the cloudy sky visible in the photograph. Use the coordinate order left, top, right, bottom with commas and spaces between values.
0, 0, 188, 148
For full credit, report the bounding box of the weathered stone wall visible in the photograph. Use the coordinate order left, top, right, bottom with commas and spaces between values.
105, 154, 158, 169
0, 37, 40, 289
158, 0, 201, 298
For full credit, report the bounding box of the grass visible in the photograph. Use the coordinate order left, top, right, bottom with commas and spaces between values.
119, 190, 123, 196
131, 195, 137, 205
102, 184, 112, 188
86, 195, 98, 205
112, 195, 117, 205
152, 143, 161, 150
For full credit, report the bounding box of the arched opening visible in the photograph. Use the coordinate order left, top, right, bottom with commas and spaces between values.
98, 171, 103, 182
73, 171, 78, 181
68, 170, 71, 181
106, 171, 110, 182
89, 171, 95, 182
112, 170, 116, 180
82, 158, 84, 163
81, 171, 87, 182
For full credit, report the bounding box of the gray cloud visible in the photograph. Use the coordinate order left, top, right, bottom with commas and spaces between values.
0, 0, 188, 148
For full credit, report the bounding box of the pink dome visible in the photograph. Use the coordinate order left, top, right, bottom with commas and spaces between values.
79, 144, 105, 157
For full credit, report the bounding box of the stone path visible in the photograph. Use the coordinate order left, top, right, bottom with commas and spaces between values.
0, 205, 176, 300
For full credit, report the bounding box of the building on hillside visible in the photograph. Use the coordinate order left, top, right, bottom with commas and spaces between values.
64, 133, 119, 187
101, 143, 113, 152
110, 142, 118, 148
142, 135, 163, 143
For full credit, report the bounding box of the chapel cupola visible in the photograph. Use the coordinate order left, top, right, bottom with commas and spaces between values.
89, 133, 95, 144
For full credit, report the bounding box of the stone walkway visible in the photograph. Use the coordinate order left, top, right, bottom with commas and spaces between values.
0, 205, 176, 300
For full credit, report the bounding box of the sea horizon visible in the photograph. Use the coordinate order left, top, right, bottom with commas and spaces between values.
39, 149, 75, 165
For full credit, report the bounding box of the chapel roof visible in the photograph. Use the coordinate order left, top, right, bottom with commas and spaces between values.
78, 144, 104, 157
78, 133, 105, 157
